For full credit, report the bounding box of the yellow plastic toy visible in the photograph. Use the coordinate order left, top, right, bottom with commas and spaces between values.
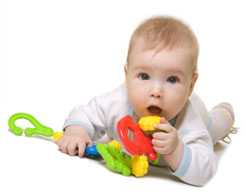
108, 140, 121, 150
131, 155, 148, 177
53, 131, 63, 141
138, 116, 161, 132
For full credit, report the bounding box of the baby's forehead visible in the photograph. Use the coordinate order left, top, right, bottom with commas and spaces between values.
132, 36, 192, 53
129, 46, 194, 74
134, 39, 192, 60
132, 45, 193, 63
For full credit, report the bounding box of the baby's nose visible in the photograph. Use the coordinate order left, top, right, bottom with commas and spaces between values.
150, 85, 163, 99
150, 91, 161, 98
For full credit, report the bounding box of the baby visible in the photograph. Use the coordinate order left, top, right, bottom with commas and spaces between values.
57, 16, 235, 186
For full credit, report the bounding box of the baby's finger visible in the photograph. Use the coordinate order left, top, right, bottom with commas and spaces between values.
67, 142, 78, 156
86, 139, 93, 146
152, 138, 166, 147
155, 123, 173, 133
59, 139, 69, 154
154, 145, 172, 155
153, 146, 166, 154
152, 132, 168, 140
77, 142, 86, 157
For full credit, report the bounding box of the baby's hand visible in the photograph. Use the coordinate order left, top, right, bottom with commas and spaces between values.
56, 125, 92, 157
152, 118, 179, 155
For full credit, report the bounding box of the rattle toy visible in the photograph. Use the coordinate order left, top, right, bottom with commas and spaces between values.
8, 113, 162, 177
117, 115, 158, 161
8, 112, 100, 158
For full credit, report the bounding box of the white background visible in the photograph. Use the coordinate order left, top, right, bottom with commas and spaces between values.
1, 0, 245, 190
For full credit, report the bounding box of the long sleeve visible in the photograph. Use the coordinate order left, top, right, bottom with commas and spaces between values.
63, 96, 107, 140
172, 101, 217, 186
63, 84, 131, 142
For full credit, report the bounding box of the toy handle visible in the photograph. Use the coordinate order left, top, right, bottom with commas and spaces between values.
8, 113, 54, 137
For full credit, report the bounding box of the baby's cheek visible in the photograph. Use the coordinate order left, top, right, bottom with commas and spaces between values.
129, 91, 145, 107
168, 93, 187, 113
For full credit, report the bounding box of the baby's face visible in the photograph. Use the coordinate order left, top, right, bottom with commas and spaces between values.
125, 45, 197, 121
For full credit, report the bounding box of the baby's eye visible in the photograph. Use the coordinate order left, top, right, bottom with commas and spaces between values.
167, 76, 179, 84
138, 72, 150, 80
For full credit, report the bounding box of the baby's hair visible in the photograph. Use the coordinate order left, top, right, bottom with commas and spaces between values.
127, 16, 199, 72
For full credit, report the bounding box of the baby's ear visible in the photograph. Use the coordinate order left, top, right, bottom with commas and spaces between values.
189, 72, 198, 95
124, 64, 128, 75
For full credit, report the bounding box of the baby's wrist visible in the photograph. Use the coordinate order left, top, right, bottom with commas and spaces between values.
163, 139, 184, 171
64, 125, 88, 136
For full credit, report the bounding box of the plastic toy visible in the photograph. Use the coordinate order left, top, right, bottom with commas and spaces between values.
8, 113, 160, 177
8, 113, 100, 158
85, 144, 100, 158
96, 142, 131, 176
53, 131, 63, 141
96, 140, 148, 177
131, 155, 148, 176
117, 115, 157, 161
138, 116, 161, 132
8, 113, 54, 137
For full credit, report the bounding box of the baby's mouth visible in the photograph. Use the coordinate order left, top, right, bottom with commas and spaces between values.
147, 105, 162, 116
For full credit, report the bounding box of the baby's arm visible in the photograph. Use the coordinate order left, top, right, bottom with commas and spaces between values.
57, 96, 107, 157
152, 102, 217, 186
153, 124, 216, 186
152, 118, 184, 171
172, 131, 217, 186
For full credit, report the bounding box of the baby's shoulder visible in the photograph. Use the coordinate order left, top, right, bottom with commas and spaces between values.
92, 84, 129, 113
96, 84, 128, 104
